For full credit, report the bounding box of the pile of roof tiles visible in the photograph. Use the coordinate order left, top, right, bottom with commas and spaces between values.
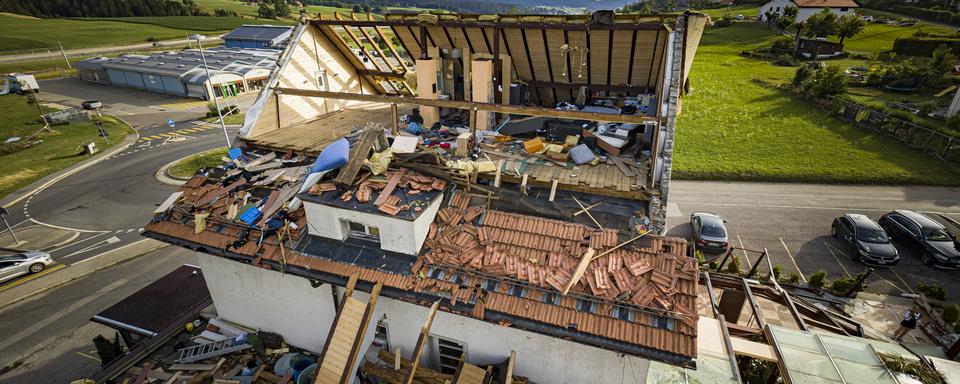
309, 168, 446, 216
422, 191, 698, 327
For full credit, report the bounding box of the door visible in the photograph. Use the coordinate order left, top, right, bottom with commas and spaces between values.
839, 217, 856, 252
0, 261, 25, 281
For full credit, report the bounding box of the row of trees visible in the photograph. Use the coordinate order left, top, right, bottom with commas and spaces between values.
764, 7, 866, 46
257, 0, 291, 19
0, 0, 205, 17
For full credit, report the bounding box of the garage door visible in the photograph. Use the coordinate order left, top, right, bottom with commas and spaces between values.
185, 83, 206, 99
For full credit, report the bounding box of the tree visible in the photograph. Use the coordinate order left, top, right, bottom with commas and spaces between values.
803, 8, 838, 38
776, 6, 798, 31
273, 0, 290, 17
834, 14, 865, 44
352, 4, 362, 12
258, 2, 276, 19
797, 64, 847, 98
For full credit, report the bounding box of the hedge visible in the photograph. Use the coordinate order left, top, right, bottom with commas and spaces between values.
893, 37, 960, 57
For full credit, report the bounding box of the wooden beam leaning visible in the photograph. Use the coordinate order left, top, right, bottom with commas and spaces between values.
403, 301, 441, 384
504, 351, 515, 384
563, 248, 596, 295
339, 282, 383, 384
274, 88, 657, 124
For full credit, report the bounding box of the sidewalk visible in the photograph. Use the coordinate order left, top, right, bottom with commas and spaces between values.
0, 225, 78, 253
0, 239, 168, 311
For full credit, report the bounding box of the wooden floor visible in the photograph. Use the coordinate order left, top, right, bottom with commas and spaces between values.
482, 153, 651, 199
245, 105, 412, 155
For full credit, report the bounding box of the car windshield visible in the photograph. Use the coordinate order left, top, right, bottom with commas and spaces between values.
924, 229, 953, 242
0, 254, 26, 260
701, 224, 726, 238
857, 227, 889, 243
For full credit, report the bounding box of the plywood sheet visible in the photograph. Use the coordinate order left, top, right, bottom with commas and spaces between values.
464, 27, 490, 54
630, 30, 661, 89
392, 26, 421, 60
609, 30, 634, 87
455, 363, 487, 384
588, 30, 610, 85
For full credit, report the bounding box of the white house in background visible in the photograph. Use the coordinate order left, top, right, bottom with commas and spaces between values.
757, 0, 860, 22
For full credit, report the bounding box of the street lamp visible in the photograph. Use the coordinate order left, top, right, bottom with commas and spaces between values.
189, 34, 232, 149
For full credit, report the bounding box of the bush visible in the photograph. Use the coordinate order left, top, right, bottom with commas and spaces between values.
772, 264, 783, 280
93, 333, 123, 367
832, 272, 868, 294
918, 282, 947, 300
771, 36, 795, 53
808, 270, 827, 289
714, 17, 734, 28
774, 53, 798, 67
944, 304, 960, 323
694, 249, 706, 265
146, 36, 158, 42
708, 261, 718, 271
784, 273, 801, 284
206, 102, 234, 118
726, 255, 741, 274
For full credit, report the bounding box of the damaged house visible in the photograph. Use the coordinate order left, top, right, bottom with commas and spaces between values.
142, 10, 722, 384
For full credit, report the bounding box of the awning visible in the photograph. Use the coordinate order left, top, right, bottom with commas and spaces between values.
91, 265, 211, 337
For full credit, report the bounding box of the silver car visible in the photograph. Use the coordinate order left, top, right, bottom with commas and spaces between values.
0, 251, 54, 283
690, 212, 729, 253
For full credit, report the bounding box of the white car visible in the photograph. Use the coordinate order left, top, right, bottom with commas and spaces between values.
0, 251, 54, 284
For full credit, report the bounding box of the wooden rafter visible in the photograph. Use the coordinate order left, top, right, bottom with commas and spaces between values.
313, 21, 388, 95
367, 14, 410, 73
274, 87, 660, 124
310, 18, 668, 31
351, 13, 392, 71
334, 12, 385, 72
402, 301, 440, 384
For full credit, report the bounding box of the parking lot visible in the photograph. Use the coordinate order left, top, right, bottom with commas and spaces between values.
667, 181, 960, 301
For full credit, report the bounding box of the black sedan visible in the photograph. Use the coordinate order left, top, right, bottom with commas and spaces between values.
879, 210, 960, 269
831, 214, 898, 266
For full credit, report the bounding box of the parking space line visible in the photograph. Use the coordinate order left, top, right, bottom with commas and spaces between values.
889, 268, 915, 294
74, 351, 100, 362
822, 242, 851, 278
736, 235, 751, 267
779, 237, 807, 282
872, 273, 906, 294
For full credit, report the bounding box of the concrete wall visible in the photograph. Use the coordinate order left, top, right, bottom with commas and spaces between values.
302, 194, 442, 255
199, 253, 653, 384
196, 253, 337, 354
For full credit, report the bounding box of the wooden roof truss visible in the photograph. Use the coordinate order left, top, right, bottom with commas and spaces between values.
316, 13, 415, 97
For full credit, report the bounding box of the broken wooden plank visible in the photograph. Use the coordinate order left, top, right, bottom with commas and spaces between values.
335, 126, 382, 186
374, 169, 406, 206
403, 301, 441, 384
562, 248, 596, 295
168, 364, 217, 371
571, 196, 602, 229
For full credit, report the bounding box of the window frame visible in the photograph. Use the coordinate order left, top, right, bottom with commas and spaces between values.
345, 220, 380, 242
430, 336, 466, 374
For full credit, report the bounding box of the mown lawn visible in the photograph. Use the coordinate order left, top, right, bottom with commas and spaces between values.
168, 148, 228, 179
674, 23, 960, 185
696, 5, 760, 20
0, 95, 135, 198
842, 21, 955, 56
0, 13, 212, 52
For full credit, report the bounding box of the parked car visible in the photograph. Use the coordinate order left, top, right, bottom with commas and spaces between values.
81, 100, 103, 110
879, 210, 960, 268
690, 212, 728, 253
0, 251, 54, 284
831, 214, 898, 266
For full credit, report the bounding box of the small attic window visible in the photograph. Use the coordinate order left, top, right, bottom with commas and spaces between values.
483, 280, 500, 292
346, 220, 379, 242
508, 284, 527, 298
652, 316, 676, 331
540, 292, 561, 305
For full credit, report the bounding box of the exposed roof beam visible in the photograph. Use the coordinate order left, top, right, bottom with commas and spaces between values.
524, 80, 652, 95
311, 19, 668, 31
274, 87, 660, 124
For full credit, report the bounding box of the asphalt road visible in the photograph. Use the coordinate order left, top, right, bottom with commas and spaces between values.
0, 36, 222, 64
666, 181, 960, 301
0, 246, 195, 383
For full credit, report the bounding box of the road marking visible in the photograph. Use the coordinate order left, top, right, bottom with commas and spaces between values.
0, 278, 129, 351
0, 264, 66, 293
736, 235, 751, 266
822, 242, 851, 278
889, 268, 915, 294
28, 218, 106, 234
74, 351, 100, 362
674, 201, 960, 215
48, 231, 113, 253
72, 238, 149, 266
779, 237, 807, 282
62, 236, 122, 259
872, 274, 906, 294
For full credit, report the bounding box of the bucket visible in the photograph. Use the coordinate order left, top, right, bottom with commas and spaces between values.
296, 363, 318, 384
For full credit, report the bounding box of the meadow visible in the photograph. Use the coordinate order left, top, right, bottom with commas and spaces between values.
673, 22, 960, 185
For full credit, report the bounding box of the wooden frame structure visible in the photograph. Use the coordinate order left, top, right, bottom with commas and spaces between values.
315, 274, 384, 384
401, 301, 440, 384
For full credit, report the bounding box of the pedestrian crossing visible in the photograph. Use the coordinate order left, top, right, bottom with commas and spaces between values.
157, 100, 211, 110
138, 125, 215, 142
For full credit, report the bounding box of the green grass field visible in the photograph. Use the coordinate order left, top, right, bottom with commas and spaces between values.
842, 20, 955, 56
696, 5, 759, 20
74, 16, 294, 31
0, 13, 214, 52
674, 23, 960, 185
0, 95, 135, 198
168, 148, 228, 179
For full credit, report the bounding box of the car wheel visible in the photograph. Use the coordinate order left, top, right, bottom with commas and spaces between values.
852, 251, 861, 262
831, 224, 838, 238
28, 263, 45, 274
921, 252, 934, 266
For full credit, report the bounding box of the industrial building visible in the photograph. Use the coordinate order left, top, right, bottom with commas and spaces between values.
76, 47, 279, 100
222, 24, 293, 50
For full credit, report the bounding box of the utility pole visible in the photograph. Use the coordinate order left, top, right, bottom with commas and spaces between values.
0, 208, 19, 245
191, 34, 232, 149
58, 41, 71, 69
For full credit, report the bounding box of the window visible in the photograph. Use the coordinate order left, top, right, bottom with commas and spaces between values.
508, 284, 527, 298
315, 70, 326, 88
576, 299, 597, 314
431, 336, 465, 374
346, 221, 380, 242
840, 7, 848, 11
541, 292, 561, 305
484, 280, 500, 292
374, 321, 390, 351
652, 316, 676, 331
612, 307, 637, 322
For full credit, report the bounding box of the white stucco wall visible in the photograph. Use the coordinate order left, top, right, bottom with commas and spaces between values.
196, 253, 338, 353
199, 253, 654, 384
302, 193, 442, 255
758, 0, 856, 22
